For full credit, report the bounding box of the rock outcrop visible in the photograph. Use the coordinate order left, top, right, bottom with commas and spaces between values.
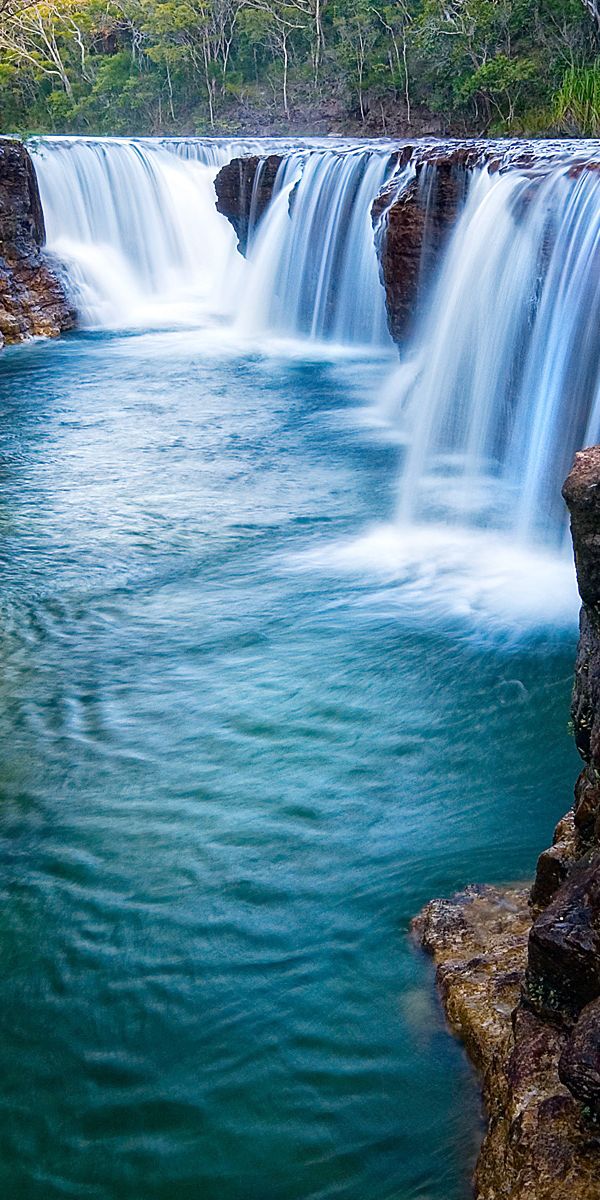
214, 154, 283, 255
413, 445, 600, 1199
0, 138, 75, 347
372, 148, 471, 343
371, 140, 565, 343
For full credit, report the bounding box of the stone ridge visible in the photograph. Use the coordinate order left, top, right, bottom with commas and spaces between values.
413, 446, 600, 1199
0, 138, 75, 347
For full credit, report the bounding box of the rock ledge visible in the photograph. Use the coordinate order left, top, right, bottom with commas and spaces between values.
412, 887, 600, 1199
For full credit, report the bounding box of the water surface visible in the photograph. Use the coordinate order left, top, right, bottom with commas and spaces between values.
0, 328, 578, 1200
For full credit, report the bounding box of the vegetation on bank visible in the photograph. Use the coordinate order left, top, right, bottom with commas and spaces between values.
1, 0, 600, 136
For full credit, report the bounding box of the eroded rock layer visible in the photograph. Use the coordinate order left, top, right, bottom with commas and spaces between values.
413, 446, 600, 1199
214, 140, 600, 346
0, 138, 75, 347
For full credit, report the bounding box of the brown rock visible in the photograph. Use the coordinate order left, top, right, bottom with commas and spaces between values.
412, 884, 531, 1076
413, 886, 600, 1198
531, 810, 583, 910
526, 855, 600, 1023
372, 153, 469, 343
214, 154, 283, 255
559, 997, 600, 1116
563, 447, 600, 611
574, 769, 600, 841
0, 137, 75, 346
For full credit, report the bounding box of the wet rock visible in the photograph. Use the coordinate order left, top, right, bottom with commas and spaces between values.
412, 885, 531, 1076
372, 150, 471, 343
531, 810, 583, 910
0, 138, 75, 346
574, 769, 600, 842
214, 154, 282, 255
412, 886, 600, 1198
526, 855, 600, 1023
563, 447, 600, 611
559, 997, 600, 1116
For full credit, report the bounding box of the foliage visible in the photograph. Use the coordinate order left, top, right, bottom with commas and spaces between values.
0, 0, 599, 134
555, 61, 600, 132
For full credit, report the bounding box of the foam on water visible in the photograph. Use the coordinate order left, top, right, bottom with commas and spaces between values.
292, 523, 579, 636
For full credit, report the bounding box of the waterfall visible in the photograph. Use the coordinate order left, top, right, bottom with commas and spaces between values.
390, 156, 600, 546
29, 136, 394, 345
30, 136, 242, 328
28, 134, 600, 559
236, 149, 395, 346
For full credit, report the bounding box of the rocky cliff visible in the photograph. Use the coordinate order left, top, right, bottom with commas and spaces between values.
213, 142, 468, 339
413, 446, 600, 1200
212, 141, 542, 344
0, 139, 75, 348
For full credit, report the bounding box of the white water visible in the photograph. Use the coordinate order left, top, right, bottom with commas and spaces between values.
386, 159, 600, 545
237, 149, 396, 344
30, 136, 395, 344
26, 136, 600, 627
30, 137, 243, 327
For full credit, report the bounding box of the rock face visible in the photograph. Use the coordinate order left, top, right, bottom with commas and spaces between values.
559, 997, 600, 1116
413, 888, 600, 1199
214, 154, 283, 255
0, 138, 75, 347
213, 143, 474, 336
372, 148, 473, 343
413, 445, 600, 1199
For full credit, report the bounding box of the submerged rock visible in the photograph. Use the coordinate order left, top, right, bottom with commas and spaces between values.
0, 138, 75, 347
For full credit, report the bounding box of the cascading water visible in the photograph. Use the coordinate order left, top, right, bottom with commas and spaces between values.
30, 137, 242, 327
30, 136, 395, 346
26, 134, 600, 614
387, 154, 600, 548
236, 149, 396, 345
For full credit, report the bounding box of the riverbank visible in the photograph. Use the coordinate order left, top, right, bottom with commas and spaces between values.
413, 448, 600, 1199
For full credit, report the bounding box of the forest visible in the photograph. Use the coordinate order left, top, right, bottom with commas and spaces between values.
1, 0, 600, 140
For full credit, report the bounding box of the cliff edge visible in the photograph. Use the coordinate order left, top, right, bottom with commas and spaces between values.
0, 139, 75, 348
413, 446, 600, 1199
